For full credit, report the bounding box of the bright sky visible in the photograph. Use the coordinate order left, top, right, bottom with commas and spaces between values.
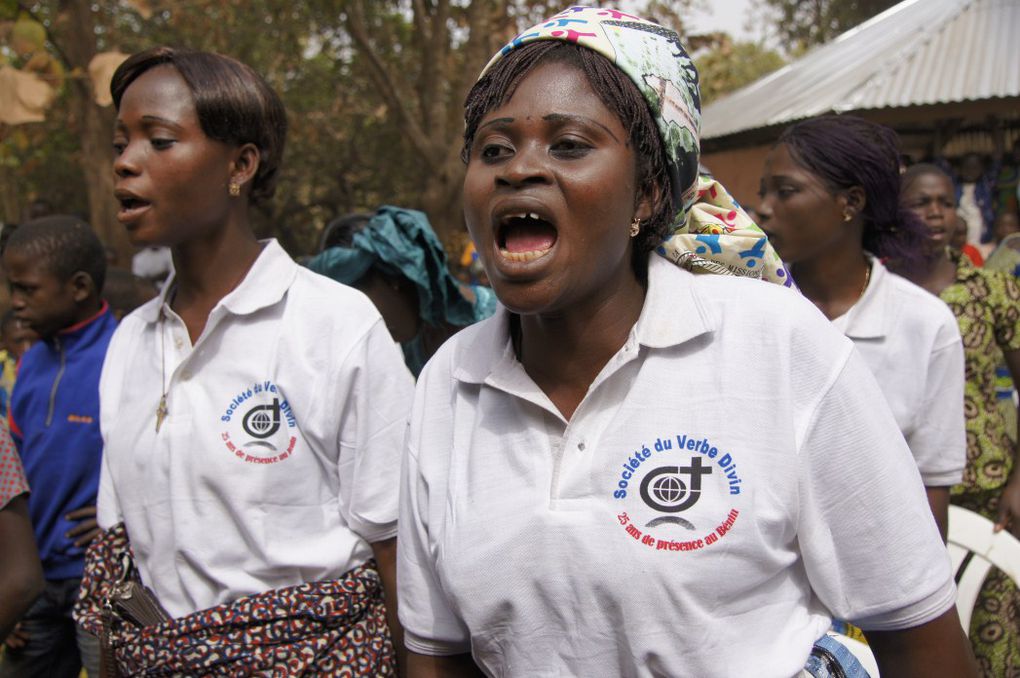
684, 0, 763, 43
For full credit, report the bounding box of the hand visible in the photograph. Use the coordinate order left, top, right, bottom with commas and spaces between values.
65, 505, 100, 548
994, 478, 1020, 540
3, 622, 29, 650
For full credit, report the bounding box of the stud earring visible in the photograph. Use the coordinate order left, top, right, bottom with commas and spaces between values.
629, 217, 641, 238
229, 181, 241, 197
843, 209, 853, 222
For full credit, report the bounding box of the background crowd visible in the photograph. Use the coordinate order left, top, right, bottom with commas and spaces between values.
0, 2, 1018, 678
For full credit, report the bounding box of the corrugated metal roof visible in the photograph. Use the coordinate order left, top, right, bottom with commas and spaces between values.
701, 0, 1020, 140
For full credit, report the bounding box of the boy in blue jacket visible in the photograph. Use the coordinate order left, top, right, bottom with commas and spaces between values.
0, 215, 115, 678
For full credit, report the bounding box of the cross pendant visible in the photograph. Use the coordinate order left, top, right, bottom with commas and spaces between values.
155, 395, 168, 433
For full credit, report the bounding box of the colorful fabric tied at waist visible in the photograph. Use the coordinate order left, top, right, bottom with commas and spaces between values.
657, 175, 793, 287
74, 523, 395, 677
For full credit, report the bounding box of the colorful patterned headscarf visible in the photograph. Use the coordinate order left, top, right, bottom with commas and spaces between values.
482, 6, 791, 286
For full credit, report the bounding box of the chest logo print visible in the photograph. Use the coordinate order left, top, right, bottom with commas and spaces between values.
242, 399, 282, 439
611, 432, 744, 554
640, 457, 712, 517
220, 381, 297, 465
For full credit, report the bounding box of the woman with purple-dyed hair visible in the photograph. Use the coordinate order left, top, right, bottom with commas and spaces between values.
758, 115, 966, 543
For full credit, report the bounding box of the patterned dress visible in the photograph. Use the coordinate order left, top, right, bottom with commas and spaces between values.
0, 419, 28, 510
940, 252, 1020, 677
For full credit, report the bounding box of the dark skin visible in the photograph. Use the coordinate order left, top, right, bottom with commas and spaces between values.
353, 269, 421, 343
412, 64, 977, 676
866, 610, 976, 677
903, 171, 1020, 540
461, 61, 652, 422
758, 144, 950, 540
113, 64, 263, 343
1, 254, 104, 648
1, 318, 38, 360
0, 495, 44, 644
412, 58, 653, 678
114, 65, 407, 672
758, 143, 872, 321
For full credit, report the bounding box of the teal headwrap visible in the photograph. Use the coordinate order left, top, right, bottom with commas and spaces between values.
306, 206, 496, 374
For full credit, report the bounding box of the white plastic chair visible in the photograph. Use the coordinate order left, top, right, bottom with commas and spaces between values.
947, 504, 1020, 633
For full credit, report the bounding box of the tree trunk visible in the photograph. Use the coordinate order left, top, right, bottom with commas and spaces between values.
55, 0, 130, 268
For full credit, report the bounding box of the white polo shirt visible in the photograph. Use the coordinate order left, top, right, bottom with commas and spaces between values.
98, 240, 415, 618
398, 254, 955, 678
830, 257, 965, 487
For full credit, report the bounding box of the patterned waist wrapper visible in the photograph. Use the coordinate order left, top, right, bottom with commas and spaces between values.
74, 524, 395, 677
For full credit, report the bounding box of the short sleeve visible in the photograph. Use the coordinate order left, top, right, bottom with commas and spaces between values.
797, 350, 956, 631
907, 323, 966, 487
96, 450, 122, 528
335, 320, 415, 544
991, 272, 1020, 351
0, 419, 28, 510
96, 321, 126, 529
397, 358, 472, 656
397, 445, 472, 655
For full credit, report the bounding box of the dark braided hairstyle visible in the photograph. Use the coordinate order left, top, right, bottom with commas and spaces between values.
778, 115, 933, 275
463, 41, 675, 275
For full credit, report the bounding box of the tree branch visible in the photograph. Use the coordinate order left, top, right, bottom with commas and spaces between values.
342, 0, 436, 168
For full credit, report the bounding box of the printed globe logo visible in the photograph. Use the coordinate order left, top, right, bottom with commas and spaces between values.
640, 458, 711, 513
220, 381, 298, 465
242, 399, 281, 440
651, 474, 686, 505
612, 433, 744, 555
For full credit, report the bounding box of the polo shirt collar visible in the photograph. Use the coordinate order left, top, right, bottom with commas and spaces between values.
633, 254, 713, 349
137, 239, 297, 324
840, 255, 888, 340
453, 254, 714, 385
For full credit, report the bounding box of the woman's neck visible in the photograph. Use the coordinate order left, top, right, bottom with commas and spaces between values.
791, 247, 870, 321
170, 225, 263, 342
517, 274, 645, 421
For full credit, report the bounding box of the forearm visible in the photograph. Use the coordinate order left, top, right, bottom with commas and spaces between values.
0, 496, 44, 639
924, 486, 950, 543
865, 607, 977, 677
371, 537, 406, 677
407, 651, 485, 678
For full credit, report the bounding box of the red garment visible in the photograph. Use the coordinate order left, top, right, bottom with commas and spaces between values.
961, 243, 985, 267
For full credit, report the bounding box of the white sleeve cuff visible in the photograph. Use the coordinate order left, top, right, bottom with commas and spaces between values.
851, 577, 957, 632
404, 629, 472, 656
919, 468, 965, 488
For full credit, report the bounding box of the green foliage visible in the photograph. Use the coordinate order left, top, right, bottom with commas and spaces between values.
2, 0, 697, 254
695, 38, 785, 104
758, 0, 900, 55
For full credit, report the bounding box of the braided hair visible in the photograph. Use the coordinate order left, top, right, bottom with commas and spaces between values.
463, 41, 675, 275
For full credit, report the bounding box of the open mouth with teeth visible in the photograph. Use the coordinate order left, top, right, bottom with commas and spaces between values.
118, 196, 150, 211
497, 212, 558, 263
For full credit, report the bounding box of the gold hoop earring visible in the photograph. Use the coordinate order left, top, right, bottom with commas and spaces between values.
629, 217, 641, 238
229, 181, 241, 197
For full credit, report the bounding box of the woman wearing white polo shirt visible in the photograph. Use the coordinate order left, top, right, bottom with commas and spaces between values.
757, 115, 966, 542
74, 48, 414, 675
397, 8, 976, 678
